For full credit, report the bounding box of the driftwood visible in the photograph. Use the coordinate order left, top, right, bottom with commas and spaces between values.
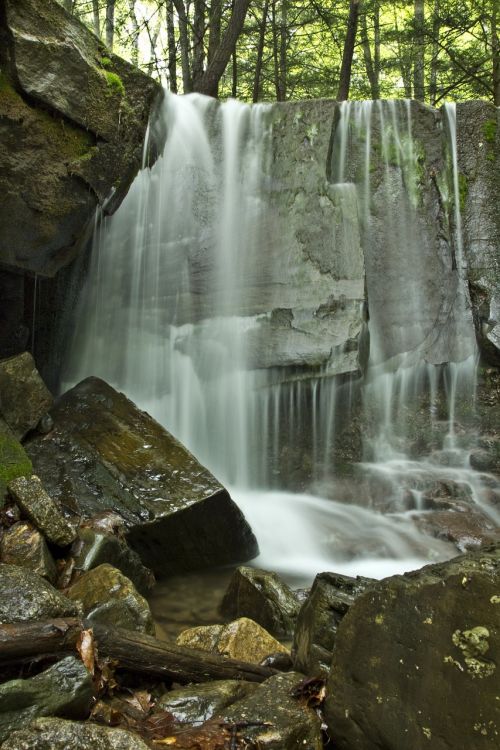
0, 619, 278, 684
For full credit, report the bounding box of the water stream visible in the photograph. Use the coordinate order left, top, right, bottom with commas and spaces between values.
65, 93, 499, 587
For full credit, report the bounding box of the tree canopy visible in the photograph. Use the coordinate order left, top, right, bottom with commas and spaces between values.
60, 0, 499, 104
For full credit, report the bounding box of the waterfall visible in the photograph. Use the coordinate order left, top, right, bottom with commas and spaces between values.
65, 93, 499, 583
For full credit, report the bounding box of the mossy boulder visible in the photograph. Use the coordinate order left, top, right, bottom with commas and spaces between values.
324, 544, 500, 750
0, 423, 32, 503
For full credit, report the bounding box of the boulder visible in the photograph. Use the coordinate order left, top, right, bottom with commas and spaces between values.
0, 563, 79, 623
26, 377, 258, 575
1, 718, 150, 750
0, 657, 94, 742
177, 617, 289, 664
0, 522, 57, 582
8, 475, 76, 547
324, 544, 500, 750
0, 420, 32, 502
67, 564, 155, 635
72, 527, 154, 595
0, 0, 162, 276
0, 353, 53, 440
415, 507, 500, 552
293, 571, 374, 677
156, 680, 258, 724
221, 671, 323, 750
219, 566, 301, 637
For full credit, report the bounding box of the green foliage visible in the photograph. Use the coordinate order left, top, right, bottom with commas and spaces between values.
482, 119, 497, 144
103, 70, 125, 97
100, 56, 112, 69
458, 172, 468, 211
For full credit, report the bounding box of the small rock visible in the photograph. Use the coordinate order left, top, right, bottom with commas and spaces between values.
177, 617, 289, 664
67, 563, 155, 635
156, 680, 258, 724
0, 563, 79, 623
1, 717, 150, 750
220, 566, 301, 637
0, 352, 53, 440
0, 521, 57, 582
72, 527, 154, 595
221, 671, 323, 750
292, 571, 374, 677
7, 475, 76, 547
0, 657, 94, 742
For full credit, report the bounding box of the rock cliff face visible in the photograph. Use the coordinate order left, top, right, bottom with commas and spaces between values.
0, 0, 162, 277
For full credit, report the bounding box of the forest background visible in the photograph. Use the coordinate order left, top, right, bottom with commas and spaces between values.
58, 1, 499, 106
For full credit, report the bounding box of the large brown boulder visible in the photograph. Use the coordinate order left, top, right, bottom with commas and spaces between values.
26, 377, 258, 575
324, 545, 500, 750
0, 0, 162, 276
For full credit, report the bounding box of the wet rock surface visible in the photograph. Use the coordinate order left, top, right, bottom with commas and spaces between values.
67, 563, 155, 635
8, 475, 76, 547
293, 571, 374, 677
0, 353, 53, 441
324, 544, 500, 750
220, 566, 301, 637
1, 718, 150, 750
156, 680, 258, 724
26, 377, 258, 575
0, 522, 57, 582
0, 657, 94, 742
0, 563, 79, 623
0, 0, 161, 276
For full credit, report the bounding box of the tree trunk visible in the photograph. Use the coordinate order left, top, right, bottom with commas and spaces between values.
194, 0, 252, 97
428, 0, 440, 105
493, 0, 500, 105
232, 49, 238, 97
146, 12, 162, 78
337, 0, 360, 101
279, 0, 288, 101
128, 0, 140, 66
413, 0, 425, 101
92, 0, 100, 38
192, 0, 206, 90
166, 0, 178, 93
173, 0, 193, 93
361, 6, 379, 99
253, 0, 270, 102
106, 0, 116, 50
208, 0, 222, 64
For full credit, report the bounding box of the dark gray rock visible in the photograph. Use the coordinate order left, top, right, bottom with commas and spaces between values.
67, 564, 155, 635
72, 527, 154, 595
0, 522, 57, 582
8, 475, 76, 547
220, 566, 301, 637
293, 571, 374, 677
221, 671, 323, 750
0, 563, 79, 623
0, 657, 94, 742
0, 0, 161, 276
156, 680, 258, 724
0, 353, 53, 441
1, 718, 150, 750
324, 545, 500, 750
26, 377, 258, 575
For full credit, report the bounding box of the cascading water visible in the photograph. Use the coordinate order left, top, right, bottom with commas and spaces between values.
65, 93, 499, 584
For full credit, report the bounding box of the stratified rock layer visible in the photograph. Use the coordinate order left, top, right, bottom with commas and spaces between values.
324, 545, 500, 750
26, 377, 258, 575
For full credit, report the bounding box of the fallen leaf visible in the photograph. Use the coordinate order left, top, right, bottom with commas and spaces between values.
76, 628, 95, 676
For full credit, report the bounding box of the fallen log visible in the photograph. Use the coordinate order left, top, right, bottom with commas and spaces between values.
0, 619, 278, 684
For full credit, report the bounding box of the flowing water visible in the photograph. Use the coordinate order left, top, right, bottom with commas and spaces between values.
65, 94, 499, 587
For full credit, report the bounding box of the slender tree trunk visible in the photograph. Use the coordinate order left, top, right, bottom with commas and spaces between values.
493, 0, 500, 105
106, 0, 116, 50
394, 10, 412, 97
208, 0, 222, 64
413, 0, 425, 101
232, 49, 238, 97
194, 0, 252, 97
63, 0, 74, 12
374, 1, 380, 95
253, 0, 270, 102
128, 0, 140, 66
337, 0, 360, 101
92, 0, 100, 37
192, 0, 206, 90
279, 0, 288, 101
361, 7, 379, 99
166, 0, 178, 93
429, 0, 440, 105
272, 0, 281, 100
173, 0, 193, 93
146, 13, 162, 78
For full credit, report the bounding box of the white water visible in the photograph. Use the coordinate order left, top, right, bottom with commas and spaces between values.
65, 94, 498, 585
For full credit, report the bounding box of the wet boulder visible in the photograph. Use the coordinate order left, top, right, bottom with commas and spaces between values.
0, 657, 94, 742
0, 353, 53, 440
220, 566, 301, 638
72, 527, 154, 595
26, 377, 258, 575
293, 571, 374, 677
67, 564, 155, 635
0, 522, 57, 582
156, 680, 258, 724
8, 475, 76, 547
324, 545, 500, 750
177, 617, 289, 664
221, 671, 323, 750
1, 718, 150, 750
0, 563, 79, 623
